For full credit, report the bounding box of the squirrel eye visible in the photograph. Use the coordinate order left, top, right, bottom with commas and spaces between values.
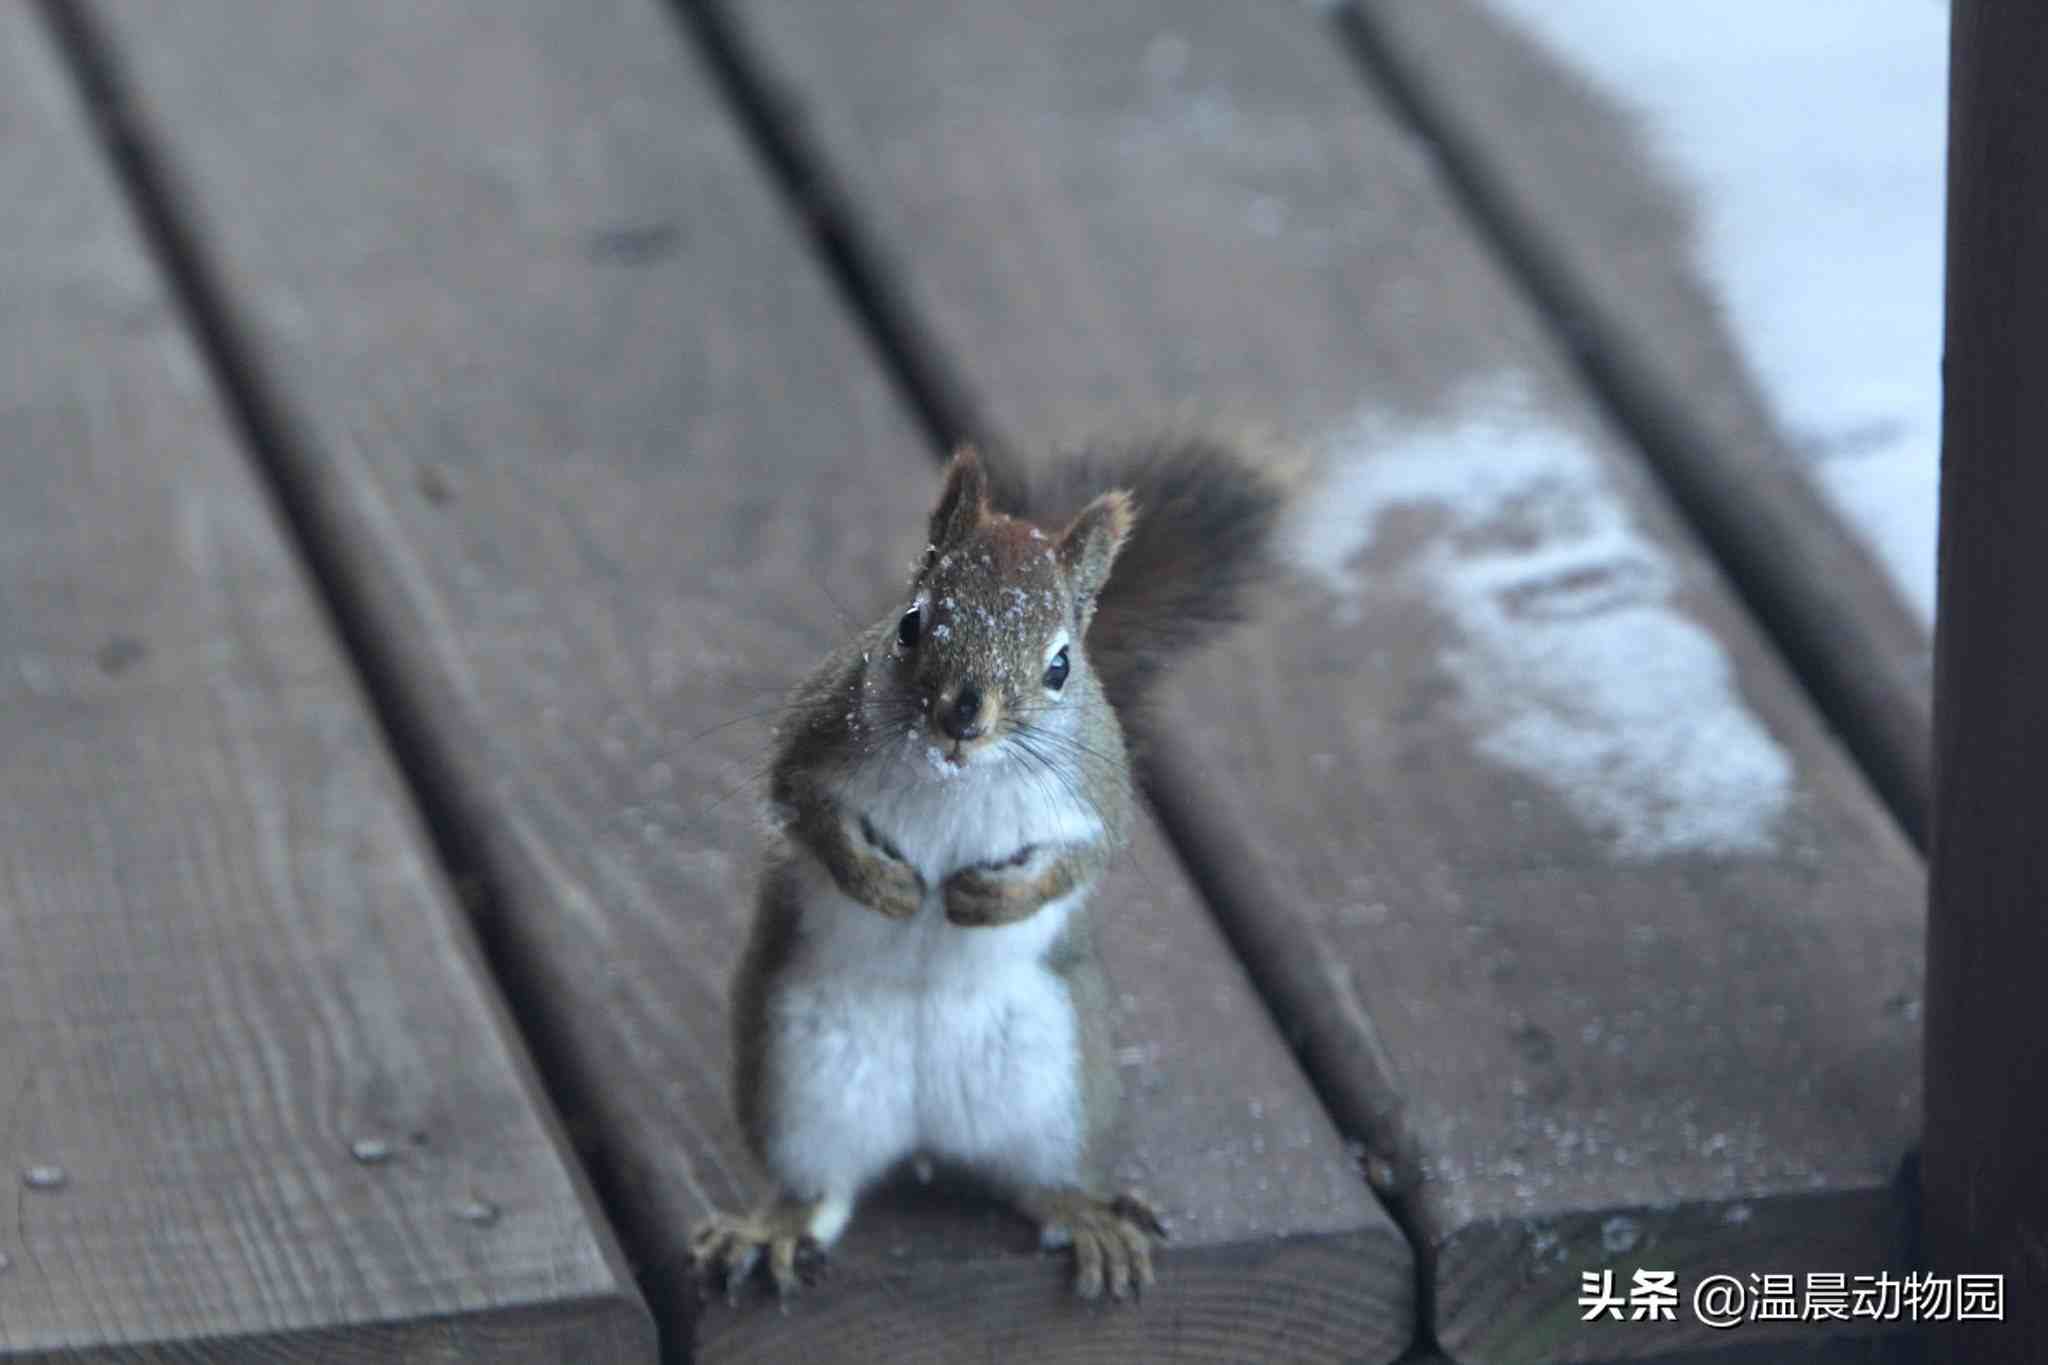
897, 607, 922, 649
1043, 645, 1070, 691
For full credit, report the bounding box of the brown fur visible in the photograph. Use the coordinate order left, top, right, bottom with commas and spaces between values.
977, 435, 1288, 723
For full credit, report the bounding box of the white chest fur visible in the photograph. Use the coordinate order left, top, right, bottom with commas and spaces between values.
836, 733, 1105, 889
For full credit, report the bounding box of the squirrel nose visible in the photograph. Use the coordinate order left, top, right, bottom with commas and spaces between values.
941, 683, 986, 741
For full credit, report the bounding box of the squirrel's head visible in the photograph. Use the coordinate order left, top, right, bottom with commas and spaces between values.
886, 446, 1132, 770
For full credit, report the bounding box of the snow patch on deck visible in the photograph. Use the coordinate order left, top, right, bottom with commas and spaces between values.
1484, 0, 1945, 626
1289, 381, 1793, 859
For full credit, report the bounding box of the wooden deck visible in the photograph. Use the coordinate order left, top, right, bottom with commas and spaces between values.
0, 1, 1939, 1361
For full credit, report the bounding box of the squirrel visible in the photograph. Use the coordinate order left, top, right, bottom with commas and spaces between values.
689, 437, 1285, 1303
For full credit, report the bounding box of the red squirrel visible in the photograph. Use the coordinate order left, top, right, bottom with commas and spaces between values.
692, 439, 1285, 1302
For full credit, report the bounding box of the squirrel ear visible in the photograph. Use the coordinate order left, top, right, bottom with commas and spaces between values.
928, 445, 990, 548
1057, 489, 1135, 600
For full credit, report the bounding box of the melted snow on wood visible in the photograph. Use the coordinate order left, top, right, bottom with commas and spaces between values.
1288, 379, 1794, 859
1485, 0, 1946, 625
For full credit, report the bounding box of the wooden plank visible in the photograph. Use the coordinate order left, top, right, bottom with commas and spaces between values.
1923, 1, 2048, 1360
714, 0, 1929, 1359
70, 0, 1416, 1358
1439, 0, 1947, 629
1422, 1336, 1923, 1365
0, 8, 650, 1361
1338, 0, 1935, 847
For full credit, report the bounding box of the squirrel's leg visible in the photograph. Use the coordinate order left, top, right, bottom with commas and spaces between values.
1013, 931, 1166, 1300
697, 853, 917, 1302
941, 840, 1108, 926
945, 897, 1166, 1299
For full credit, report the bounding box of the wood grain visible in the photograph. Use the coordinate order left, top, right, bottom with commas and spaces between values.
1923, 1, 2048, 1359
0, 7, 650, 1361
69, 0, 1416, 1357
1340, 0, 1935, 847
1413, 1337, 1922, 1365
715, 0, 1927, 1359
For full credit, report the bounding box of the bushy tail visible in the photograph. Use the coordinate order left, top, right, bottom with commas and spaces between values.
984, 434, 1290, 720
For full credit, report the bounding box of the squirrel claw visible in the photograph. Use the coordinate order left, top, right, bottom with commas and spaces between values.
1110, 1192, 1170, 1242
767, 1233, 830, 1297
688, 1210, 827, 1305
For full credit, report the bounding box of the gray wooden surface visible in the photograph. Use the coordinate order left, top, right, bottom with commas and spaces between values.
1407, 1334, 1922, 1365
0, 6, 651, 1360
71, 0, 1417, 1357
1341, 0, 1935, 848
715, 0, 1927, 1359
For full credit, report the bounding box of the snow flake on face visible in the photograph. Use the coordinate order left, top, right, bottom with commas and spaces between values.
911, 516, 1072, 711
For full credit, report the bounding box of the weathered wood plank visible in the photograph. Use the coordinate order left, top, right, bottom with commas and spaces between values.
1339, 0, 1935, 846
1924, 0, 2048, 1359
1413, 1336, 1923, 1365
1448, 0, 1947, 629
71, 0, 1416, 1357
715, 0, 1927, 1359
0, 7, 650, 1361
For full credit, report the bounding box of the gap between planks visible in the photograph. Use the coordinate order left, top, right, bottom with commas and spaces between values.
33, 0, 678, 1334
665, 0, 989, 455
2, 1, 651, 1357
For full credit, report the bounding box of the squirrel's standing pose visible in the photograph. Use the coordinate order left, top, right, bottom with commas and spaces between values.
690, 439, 1284, 1302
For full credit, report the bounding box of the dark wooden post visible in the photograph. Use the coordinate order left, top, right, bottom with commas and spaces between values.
1923, 1, 2048, 1360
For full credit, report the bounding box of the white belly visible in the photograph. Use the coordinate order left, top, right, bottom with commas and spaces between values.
762, 855, 1088, 1199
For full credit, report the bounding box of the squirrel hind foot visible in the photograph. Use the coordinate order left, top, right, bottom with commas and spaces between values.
1019, 1186, 1166, 1301
689, 1203, 834, 1305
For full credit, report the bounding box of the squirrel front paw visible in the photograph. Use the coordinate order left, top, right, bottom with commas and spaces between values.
851, 816, 924, 919
942, 856, 1045, 927
860, 857, 924, 920
1023, 1188, 1168, 1301
689, 1205, 830, 1304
